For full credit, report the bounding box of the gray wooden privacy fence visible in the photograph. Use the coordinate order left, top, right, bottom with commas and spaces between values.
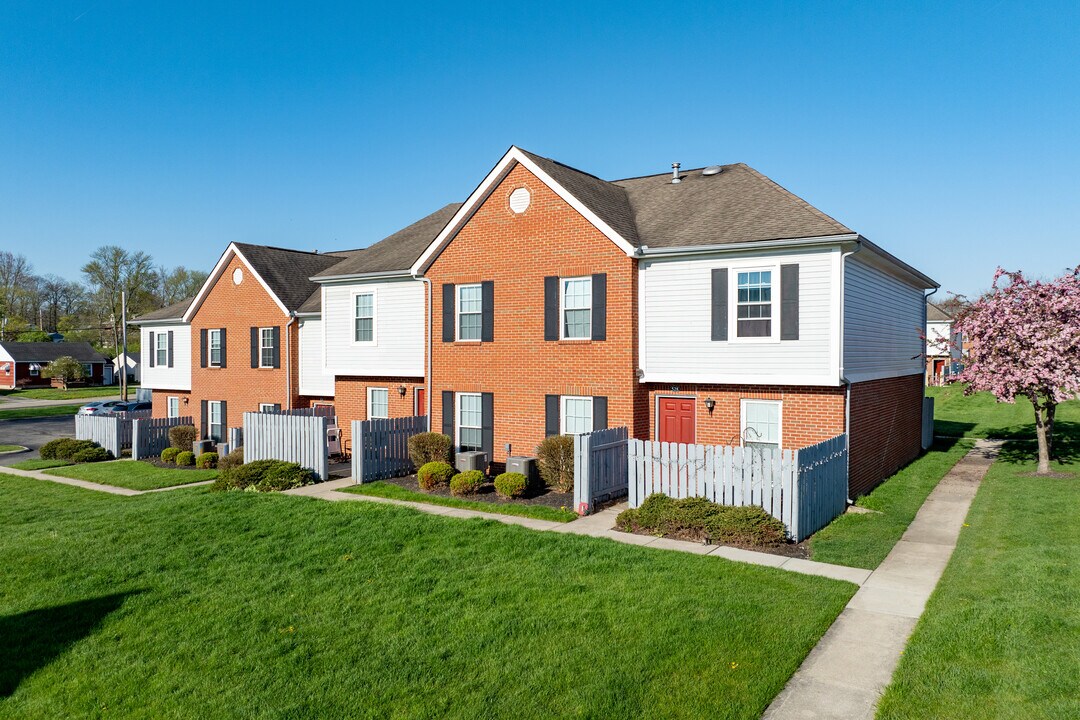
573, 427, 629, 514
352, 415, 428, 483
243, 412, 329, 481
627, 433, 848, 541
265, 406, 336, 418
922, 396, 935, 449
132, 416, 194, 460
228, 427, 243, 451
74, 411, 150, 458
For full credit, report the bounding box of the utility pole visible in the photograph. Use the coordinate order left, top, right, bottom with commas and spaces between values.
121, 291, 129, 402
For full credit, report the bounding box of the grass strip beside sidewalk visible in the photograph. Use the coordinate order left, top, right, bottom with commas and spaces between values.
45, 461, 217, 491
343, 481, 579, 523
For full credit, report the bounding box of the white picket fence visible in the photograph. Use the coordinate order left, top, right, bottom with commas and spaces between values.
243, 412, 329, 481
627, 434, 848, 541
131, 416, 194, 460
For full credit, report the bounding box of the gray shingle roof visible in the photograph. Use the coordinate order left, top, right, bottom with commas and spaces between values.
926, 302, 952, 322
233, 244, 350, 312
0, 341, 107, 363
132, 297, 194, 323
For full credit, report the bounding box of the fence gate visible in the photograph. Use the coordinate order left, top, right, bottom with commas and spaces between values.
352, 415, 427, 483
132, 416, 194, 460
243, 412, 329, 481
573, 426, 629, 514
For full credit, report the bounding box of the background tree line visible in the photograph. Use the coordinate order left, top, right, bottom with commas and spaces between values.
0, 246, 206, 357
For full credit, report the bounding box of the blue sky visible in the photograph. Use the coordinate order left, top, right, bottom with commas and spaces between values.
2, 1, 1077, 297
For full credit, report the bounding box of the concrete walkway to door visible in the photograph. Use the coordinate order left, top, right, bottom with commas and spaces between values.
761, 438, 1002, 720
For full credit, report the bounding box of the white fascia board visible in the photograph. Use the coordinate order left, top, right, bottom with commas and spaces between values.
639, 371, 842, 387
182, 243, 290, 322
637, 234, 859, 259
309, 270, 412, 283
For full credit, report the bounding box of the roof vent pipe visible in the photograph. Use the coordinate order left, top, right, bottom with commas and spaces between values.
671, 162, 681, 184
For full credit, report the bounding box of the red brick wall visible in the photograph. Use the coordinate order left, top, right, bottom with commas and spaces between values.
334, 376, 426, 447
848, 373, 924, 497
152, 390, 193, 419
425, 162, 639, 465
642, 383, 846, 449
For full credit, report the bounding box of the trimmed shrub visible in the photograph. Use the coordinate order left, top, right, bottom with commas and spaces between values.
449, 470, 484, 496
417, 461, 454, 491
168, 425, 197, 451
174, 451, 195, 467
71, 446, 110, 463
40, 438, 97, 461
160, 447, 180, 464
408, 432, 452, 467
196, 452, 218, 469
220, 459, 277, 490
211, 458, 315, 492
494, 472, 527, 499
537, 435, 574, 492
218, 447, 243, 474
616, 493, 787, 547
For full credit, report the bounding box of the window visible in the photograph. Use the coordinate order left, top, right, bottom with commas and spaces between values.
354, 293, 374, 343
561, 396, 593, 435
167, 396, 180, 418
457, 284, 482, 341
29, 364, 40, 377
457, 393, 482, 451
82, 363, 93, 377
741, 400, 781, 450
736, 270, 773, 338
156, 332, 168, 366
561, 277, 592, 339
259, 328, 274, 368
259, 403, 277, 413
209, 329, 222, 367
208, 401, 223, 443
368, 387, 389, 419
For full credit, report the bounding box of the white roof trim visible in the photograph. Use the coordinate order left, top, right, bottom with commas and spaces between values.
182, 243, 290, 322
410, 146, 637, 275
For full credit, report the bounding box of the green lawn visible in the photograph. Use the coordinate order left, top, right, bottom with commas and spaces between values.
10, 459, 72, 471
0, 444, 26, 453
0, 474, 855, 719
345, 481, 579, 522
927, 383, 1080, 439
810, 439, 974, 569
0, 386, 131, 401
0, 406, 81, 421
876, 444, 1079, 720
44, 461, 217, 491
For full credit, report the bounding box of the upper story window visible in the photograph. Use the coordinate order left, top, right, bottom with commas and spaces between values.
354, 293, 374, 343
259, 328, 275, 368
736, 270, 772, 338
208, 329, 223, 367
741, 400, 781, 450
561, 396, 593, 435
156, 332, 168, 366
457, 284, 482, 341
561, 277, 592, 339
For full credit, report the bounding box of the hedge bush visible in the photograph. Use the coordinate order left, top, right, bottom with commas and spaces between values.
211, 458, 315, 493
160, 447, 180, 464
417, 461, 455, 491
174, 451, 195, 467
70, 446, 111, 463
408, 432, 452, 467
494, 472, 528, 499
168, 425, 197, 451
616, 494, 788, 547
449, 470, 484, 496
218, 447, 243, 474
537, 435, 574, 492
39, 438, 98, 461
196, 452, 218, 469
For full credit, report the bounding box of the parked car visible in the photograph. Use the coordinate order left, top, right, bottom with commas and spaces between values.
112, 401, 152, 415
78, 400, 128, 416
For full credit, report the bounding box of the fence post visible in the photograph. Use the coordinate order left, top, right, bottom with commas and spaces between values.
573, 432, 590, 515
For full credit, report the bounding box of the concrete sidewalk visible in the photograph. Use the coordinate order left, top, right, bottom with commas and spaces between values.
761, 438, 1002, 720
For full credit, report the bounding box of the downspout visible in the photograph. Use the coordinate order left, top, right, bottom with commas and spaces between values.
418, 276, 432, 429
838, 240, 862, 504
286, 313, 297, 410
922, 286, 939, 447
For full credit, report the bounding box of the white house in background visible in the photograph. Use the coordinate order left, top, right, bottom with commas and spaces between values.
925, 301, 961, 385
113, 351, 141, 384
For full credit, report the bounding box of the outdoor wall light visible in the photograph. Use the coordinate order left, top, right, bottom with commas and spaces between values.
704, 397, 716, 413
183, 397, 189, 405
398, 385, 407, 397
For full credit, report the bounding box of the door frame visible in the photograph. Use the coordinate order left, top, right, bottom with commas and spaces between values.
655, 394, 697, 444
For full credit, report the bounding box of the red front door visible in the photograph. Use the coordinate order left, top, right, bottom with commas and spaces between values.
658, 397, 696, 444
415, 387, 427, 416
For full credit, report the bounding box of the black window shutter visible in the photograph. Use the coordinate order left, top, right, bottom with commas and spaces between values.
481, 281, 494, 342
167, 331, 174, 368
591, 273, 607, 341
273, 403, 282, 412
148, 332, 156, 367
442, 284, 455, 342
711, 268, 729, 341
592, 396, 608, 431
781, 264, 800, 341
199, 329, 208, 368
250, 327, 258, 368
442, 391, 454, 440
271, 326, 281, 368
200, 400, 208, 440
545, 394, 560, 436
481, 392, 494, 460
220, 401, 227, 437
544, 276, 559, 341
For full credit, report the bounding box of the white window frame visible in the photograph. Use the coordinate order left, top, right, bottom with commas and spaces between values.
259, 403, 277, 413
352, 290, 377, 345
456, 392, 482, 452
208, 329, 223, 367
208, 400, 223, 443
739, 399, 782, 449
560, 276, 593, 340
729, 264, 780, 343
167, 396, 180, 418
156, 332, 168, 366
456, 283, 483, 342
560, 395, 594, 435
367, 387, 389, 420
29, 364, 40, 377
259, 327, 275, 368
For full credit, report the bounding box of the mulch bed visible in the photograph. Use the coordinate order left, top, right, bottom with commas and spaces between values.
378, 474, 574, 511
615, 526, 811, 559
138, 458, 214, 471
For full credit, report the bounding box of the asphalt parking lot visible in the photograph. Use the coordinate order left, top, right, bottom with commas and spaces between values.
0, 416, 76, 465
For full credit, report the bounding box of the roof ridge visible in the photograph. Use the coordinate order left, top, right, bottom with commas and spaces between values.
736, 164, 851, 234
611, 164, 737, 183
233, 242, 341, 258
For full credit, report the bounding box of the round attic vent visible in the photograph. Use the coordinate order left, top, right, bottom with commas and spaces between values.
232, 267, 243, 285
509, 187, 531, 214
702, 165, 723, 176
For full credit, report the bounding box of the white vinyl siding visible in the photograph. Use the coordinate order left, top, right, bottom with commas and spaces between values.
561, 277, 592, 339
140, 325, 191, 391
368, 387, 389, 419
639, 248, 838, 385
298, 318, 335, 397
457, 393, 482, 451
457, 284, 482, 341
561, 396, 593, 435
322, 278, 425, 377
167, 396, 180, 418
843, 255, 926, 382
741, 400, 782, 449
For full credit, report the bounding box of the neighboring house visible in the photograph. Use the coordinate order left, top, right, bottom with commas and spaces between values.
0, 341, 108, 389
113, 351, 141, 384
925, 301, 962, 385
135, 146, 937, 498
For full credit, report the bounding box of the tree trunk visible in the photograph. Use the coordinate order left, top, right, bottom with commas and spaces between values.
1033, 399, 1054, 474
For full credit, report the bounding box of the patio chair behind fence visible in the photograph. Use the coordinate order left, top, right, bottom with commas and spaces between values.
131, 416, 194, 460
243, 411, 329, 481
352, 415, 428, 483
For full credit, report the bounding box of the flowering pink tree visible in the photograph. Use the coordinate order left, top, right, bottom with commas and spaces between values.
955, 266, 1080, 474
